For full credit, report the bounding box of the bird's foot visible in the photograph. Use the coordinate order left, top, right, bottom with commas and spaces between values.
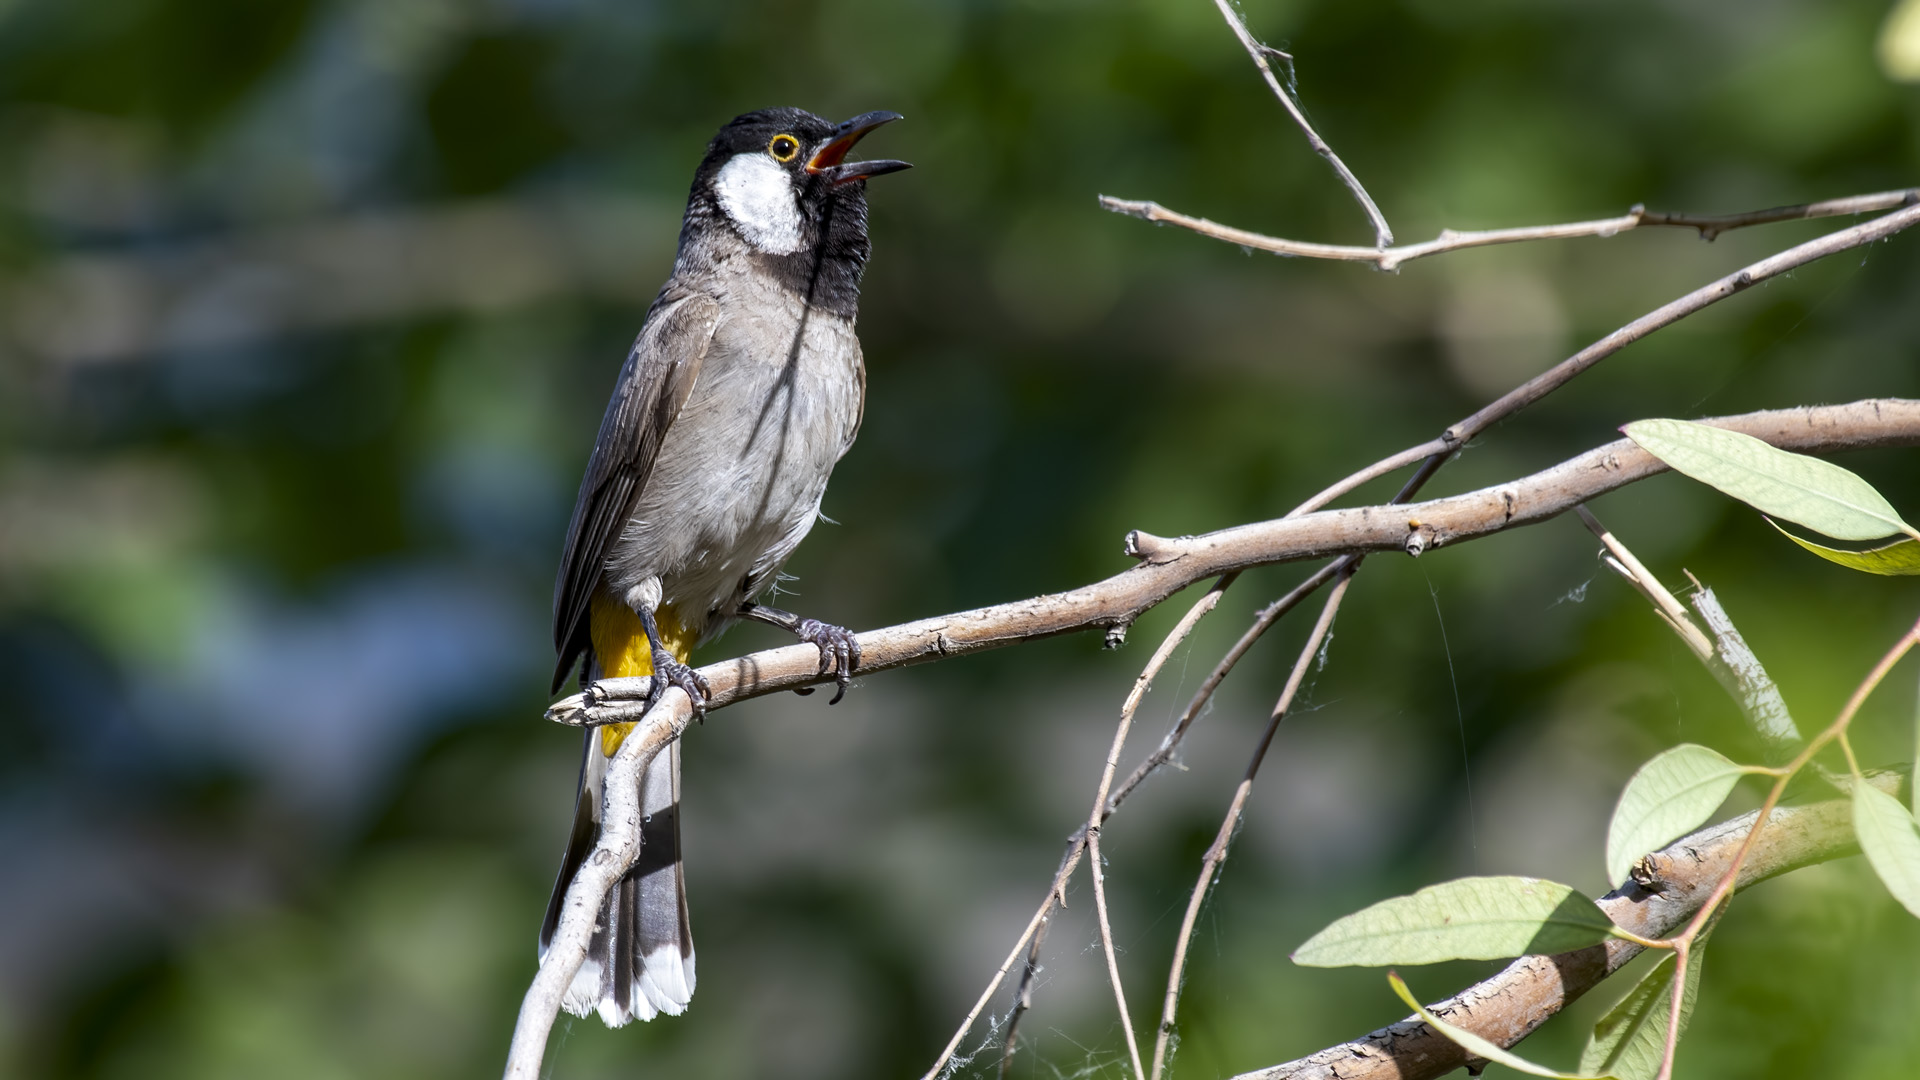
793, 618, 860, 705
648, 651, 713, 718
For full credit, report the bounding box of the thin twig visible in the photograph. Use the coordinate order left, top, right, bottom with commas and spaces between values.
1087, 577, 1236, 1080
1285, 443, 1445, 519
923, 872, 1070, 1080
928, 577, 1235, 1080
1234, 767, 1911, 1080
997, 862, 1061, 1079
1635, 190, 1920, 239
1151, 570, 1356, 1080
943, 405, 1461, 1075
1439, 203, 1920, 446
1106, 560, 1346, 815
1100, 188, 1920, 272
1576, 506, 1715, 659
1208, 0, 1392, 247
1264, 196, 1920, 533
1087, 826, 1144, 1080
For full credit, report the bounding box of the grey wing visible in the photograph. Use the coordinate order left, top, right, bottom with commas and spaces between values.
551, 289, 720, 692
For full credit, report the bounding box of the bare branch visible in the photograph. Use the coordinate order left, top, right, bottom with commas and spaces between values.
1088, 576, 1234, 1080
1233, 768, 1911, 1080
1100, 188, 1920, 271
929, 577, 1234, 1080
922, 867, 1068, 1080
503, 690, 697, 1080
553, 398, 1920, 727
1636, 190, 1920, 239
1087, 825, 1144, 1080
1107, 559, 1346, 815
1152, 570, 1356, 1080
997, 856, 1063, 1079
1208, 0, 1393, 247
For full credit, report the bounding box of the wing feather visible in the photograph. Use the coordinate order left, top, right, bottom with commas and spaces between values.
551, 289, 719, 691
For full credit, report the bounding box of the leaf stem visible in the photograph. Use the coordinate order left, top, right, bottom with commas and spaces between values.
1649, 614, 1920, 1080
1607, 927, 1675, 950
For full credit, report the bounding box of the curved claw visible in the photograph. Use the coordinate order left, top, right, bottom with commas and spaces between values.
793, 618, 860, 705
646, 650, 713, 718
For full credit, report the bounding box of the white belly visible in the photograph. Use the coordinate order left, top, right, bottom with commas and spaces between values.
604, 287, 863, 639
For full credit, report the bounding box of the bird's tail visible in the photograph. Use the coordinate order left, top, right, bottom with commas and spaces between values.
539, 598, 696, 1026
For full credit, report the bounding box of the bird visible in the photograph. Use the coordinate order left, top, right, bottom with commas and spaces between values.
538, 107, 909, 1027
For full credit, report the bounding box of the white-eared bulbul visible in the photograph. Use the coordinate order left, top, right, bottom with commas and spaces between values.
540, 107, 909, 1026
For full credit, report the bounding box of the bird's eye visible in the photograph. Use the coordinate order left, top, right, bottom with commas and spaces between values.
767, 134, 801, 163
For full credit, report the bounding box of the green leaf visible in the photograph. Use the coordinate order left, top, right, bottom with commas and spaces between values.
1579, 938, 1708, 1080
1293, 876, 1614, 967
1388, 971, 1618, 1079
1853, 781, 1920, 919
1770, 520, 1920, 575
1606, 745, 1749, 886
1624, 418, 1913, 542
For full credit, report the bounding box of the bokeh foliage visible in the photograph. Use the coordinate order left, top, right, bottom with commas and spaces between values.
1, 1, 1917, 1077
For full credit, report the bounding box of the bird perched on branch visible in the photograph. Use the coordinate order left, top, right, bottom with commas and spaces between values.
539, 107, 909, 1026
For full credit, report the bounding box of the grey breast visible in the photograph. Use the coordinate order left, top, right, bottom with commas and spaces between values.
605, 271, 864, 635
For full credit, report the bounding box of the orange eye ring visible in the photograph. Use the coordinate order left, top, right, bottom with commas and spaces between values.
768, 133, 801, 163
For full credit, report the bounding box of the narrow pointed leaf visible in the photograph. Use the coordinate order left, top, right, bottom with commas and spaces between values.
1293, 876, 1614, 967
1606, 745, 1748, 885
1579, 938, 1708, 1080
1770, 521, 1920, 575
1624, 418, 1911, 542
1853, 781, 1920, 918
1388, 971, 1618, 1079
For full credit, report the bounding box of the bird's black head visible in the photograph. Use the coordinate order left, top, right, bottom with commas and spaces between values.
681, 107, 909, 316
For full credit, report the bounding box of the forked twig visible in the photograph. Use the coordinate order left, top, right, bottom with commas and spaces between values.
1209, 0, 1393, 247
1101, 189, 1920, 272
1151, 569, 1356, 1080
928, 576, 1236, 1080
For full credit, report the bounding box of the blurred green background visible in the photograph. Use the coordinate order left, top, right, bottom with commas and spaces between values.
2, 1, 1918, 1077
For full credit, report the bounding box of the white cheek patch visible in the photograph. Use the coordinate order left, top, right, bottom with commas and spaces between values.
713, 153, 804, 255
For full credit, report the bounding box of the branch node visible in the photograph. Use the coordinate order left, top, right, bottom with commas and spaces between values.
1126, 529, 1181, 563
1403, 523, 1433, 558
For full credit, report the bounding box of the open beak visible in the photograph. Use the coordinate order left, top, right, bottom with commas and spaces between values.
806, 111, 912, 186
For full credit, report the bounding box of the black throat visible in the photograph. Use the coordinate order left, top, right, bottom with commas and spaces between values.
756, 182, 873, 320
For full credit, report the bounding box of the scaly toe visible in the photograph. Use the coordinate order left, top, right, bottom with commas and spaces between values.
647, 654, 712, 718
794, 618, 860, 703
